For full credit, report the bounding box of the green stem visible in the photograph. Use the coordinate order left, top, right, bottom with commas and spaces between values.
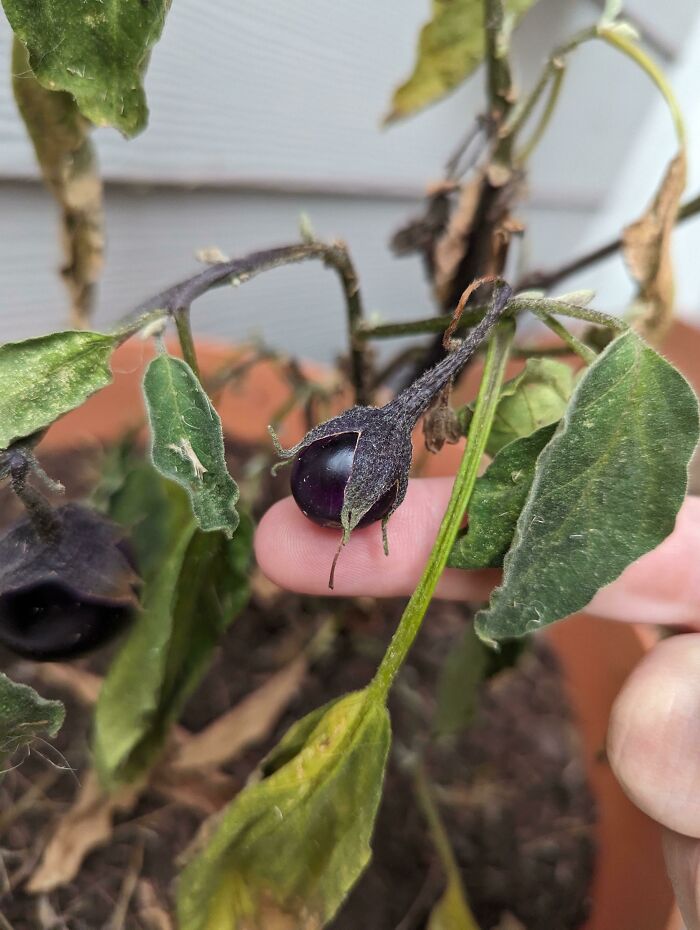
174, 308, 200, 377
414, 762, 478, 926
483, 0, 516, 165
530, 309, 597, 364
599, 26, 686, 149
371, 324, 513, 701
358, 307, 487, 340
500, 26, 595, 155
512, 295, 628, 332
516, 62, 566, 165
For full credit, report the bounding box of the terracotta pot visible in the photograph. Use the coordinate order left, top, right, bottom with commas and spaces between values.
38, 321, 700, 930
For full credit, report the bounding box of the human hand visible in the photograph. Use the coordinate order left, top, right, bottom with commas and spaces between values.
255, 482, 700, 929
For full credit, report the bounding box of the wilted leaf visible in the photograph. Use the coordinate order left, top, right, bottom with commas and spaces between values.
449, 424, 556, 569
386, 0, 538, 123
0, 330, 117, 450
0, 672, 64, 770
475, 331, 700, 642
4, 0, 172, 136
433, 177, 482, 306
170, 654, 307, 773
144, 354, 240, 538
484, 359, 573, 456
93, 485, 253, 788
27, 770, 139, 892
177, 689, 390, 930
622, 151, 687, 340
12, 37, 103, 328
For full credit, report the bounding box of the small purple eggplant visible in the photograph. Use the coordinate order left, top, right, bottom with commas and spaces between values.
272, 280, 512, 585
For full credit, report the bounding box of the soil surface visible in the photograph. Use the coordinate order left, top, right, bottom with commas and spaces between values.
0, 440, 596, 930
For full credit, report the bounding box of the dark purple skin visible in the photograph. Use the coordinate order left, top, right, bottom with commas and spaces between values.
291, 432, 397, 529
0, 582, 134, 661
0, 582, 134, 662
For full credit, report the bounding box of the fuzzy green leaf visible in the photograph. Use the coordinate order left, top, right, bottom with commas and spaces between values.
386, 0, 539, 123
12, 37, 103, 328
485, 358, 574, 456
0, 672, 64, 772
177, 689, 390, 930
93, 484, 252, 788
476, 331, 700, 642
144, 355, 240, 538
3, 0, 171, 136
449, 423, 556, 569
0, 330, 117, 450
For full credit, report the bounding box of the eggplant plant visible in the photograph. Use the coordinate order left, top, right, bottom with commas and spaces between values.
0, 0, 698, 928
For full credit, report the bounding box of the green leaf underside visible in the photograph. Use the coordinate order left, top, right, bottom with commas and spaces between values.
476, 331, 700, 642
486, 358, 574, 456
177, 690, 390, 930
93, 482, 252, 787
0, 672, 64, 772
144, 354, 240, 538
3, 0, 172, 136
449, 423, 557, 569
0, 330, 117, 450
386, 0, 539, 122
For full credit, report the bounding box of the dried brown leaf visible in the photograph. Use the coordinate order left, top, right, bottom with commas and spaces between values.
29, 664, 103, 705
622, 150, 687, 340
170, 655, 307, 772
12, 38, 104, 329
27, 770, 140, 893
433, 176, 483, 305
154, 766, 238, 814
137, 880, 175, 930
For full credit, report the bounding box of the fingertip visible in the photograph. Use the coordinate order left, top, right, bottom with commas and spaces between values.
608, 633, 700, 836
254, 479, 499, 600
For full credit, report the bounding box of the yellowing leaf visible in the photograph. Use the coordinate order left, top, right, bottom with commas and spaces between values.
12, 38, 103, 328
177, 689, 390, 930
622, 151, 687, 340
386, 0, 539, 123
428, 880, 481, 930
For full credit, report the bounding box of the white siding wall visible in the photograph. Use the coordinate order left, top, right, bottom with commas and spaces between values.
1, 0, 698, 359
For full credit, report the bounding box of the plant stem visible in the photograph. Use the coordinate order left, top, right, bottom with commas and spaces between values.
413, 762, 479, 927
599, 25, 686, 148
358, 307, 487, 340
113, 241, 374, 404
371, 323, 513, 701
173, 308, 200, 377
517, 190, 700, 292
516, 62, 566, 165
483, 0, 515, 164
515, 295, 627, 332
530, 310, 597, 364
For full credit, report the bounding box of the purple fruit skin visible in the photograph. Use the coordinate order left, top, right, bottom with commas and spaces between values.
291, 432, 397, 529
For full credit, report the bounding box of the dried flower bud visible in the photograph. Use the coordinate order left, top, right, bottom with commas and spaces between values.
272, 280, 512, 586
0, 504, 140, 660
